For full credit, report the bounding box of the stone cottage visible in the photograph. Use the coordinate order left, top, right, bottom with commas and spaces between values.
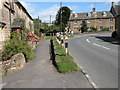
0, 0, 34, 49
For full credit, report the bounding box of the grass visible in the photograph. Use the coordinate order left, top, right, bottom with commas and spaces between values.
45, 36, 53, 40
66, 35, 75, 38
54, 37, 79, 73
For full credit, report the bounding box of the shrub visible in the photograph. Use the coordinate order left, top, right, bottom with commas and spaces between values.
112, 31, 117, 38
3, 39, 36, 62
101, 28, 109, 31
11, 31, 21, 39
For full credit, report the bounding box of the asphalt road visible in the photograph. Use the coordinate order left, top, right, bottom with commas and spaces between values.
69, 33, 118, 88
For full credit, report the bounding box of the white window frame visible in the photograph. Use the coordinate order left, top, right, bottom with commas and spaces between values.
87, 20, 91, 23
110, 18, 113, 22
99, 19, 102, 22
100, 26, 103, 30
110, 26, 113, 30
73, 26, 78, 31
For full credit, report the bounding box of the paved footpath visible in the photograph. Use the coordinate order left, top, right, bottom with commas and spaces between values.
2, 40, 93, 88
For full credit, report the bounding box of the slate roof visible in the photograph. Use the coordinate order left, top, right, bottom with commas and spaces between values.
113, 5, 120, 16
69, 11, 114, 20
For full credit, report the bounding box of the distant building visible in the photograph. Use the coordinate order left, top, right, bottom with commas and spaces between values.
46, 23, 54, 27
69, 7, 115, 33
110, 2, 120, 38
0, 0, 34, 49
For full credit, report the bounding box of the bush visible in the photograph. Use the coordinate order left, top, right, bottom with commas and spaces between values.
112, 31, 117, 38
3, 39, 36, 62
101, 28, 109, 31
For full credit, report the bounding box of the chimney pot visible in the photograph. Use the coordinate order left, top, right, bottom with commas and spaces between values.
92, 8, 95, 12
112, 2, 114, 6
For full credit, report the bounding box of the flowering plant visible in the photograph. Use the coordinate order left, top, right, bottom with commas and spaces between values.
27, 32, 40, 42
0, 51, 12, 61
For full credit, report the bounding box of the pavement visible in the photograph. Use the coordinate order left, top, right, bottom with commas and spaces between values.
1, 40, 93, 88
69, 32, 118, 88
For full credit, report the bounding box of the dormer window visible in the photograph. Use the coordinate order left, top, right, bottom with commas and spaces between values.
102, 12, 107, 17
99, 19, 102, 22
88, 13, 91, 17
73, 13, 78, 19
110, 18, 113, 22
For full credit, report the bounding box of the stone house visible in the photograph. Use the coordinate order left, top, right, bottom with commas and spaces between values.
69, 7, 115, 33
0, 0, 34, 49
110, 2, 120, 38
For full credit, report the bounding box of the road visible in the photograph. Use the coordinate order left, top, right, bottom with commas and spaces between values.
69, 33, 118, 88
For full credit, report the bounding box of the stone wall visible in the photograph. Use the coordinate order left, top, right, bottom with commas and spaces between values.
0, 53, 26, 77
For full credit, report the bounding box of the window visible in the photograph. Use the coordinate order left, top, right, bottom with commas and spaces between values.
73, 26, 78, 31
100, 26, 103, 30
110, 18, 113, 22
110, 26, 113, 30
74, 19, 77, 24
87, 20, 91, 23
99, 19, 102, 22
102, 12, 107, 17
88, 27, 91, 31
88, 13, 91, 17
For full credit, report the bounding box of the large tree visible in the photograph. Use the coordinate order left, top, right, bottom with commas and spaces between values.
33, 18, 41, 37
55, 6, 71, 32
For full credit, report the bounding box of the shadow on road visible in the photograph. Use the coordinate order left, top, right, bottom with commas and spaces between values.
95, 36, 120, 45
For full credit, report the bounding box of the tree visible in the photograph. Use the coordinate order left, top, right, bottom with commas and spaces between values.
33, 18, 41, 30
81, 21, 88, 33
55, 6, 71, 32
33, 18, 41, 37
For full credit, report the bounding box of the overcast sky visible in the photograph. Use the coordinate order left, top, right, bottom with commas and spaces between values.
19, 0, 119, 23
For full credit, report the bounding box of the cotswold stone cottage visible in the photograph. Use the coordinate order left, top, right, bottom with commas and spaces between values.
69, 5, 115, 33
110, 2, 120, 38
0, 0, 34, 49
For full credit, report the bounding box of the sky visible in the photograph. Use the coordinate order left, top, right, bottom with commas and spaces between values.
19, 0, 119, 23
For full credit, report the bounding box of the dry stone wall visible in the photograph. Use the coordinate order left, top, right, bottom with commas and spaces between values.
0, 53, 26, 77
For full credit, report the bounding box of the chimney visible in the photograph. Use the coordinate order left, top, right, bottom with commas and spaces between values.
92, 8, 95, 12
112, 2, 114, 6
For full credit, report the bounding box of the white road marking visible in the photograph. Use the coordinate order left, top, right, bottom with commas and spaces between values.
93, 43, 111, 50
86, 39, 90, 43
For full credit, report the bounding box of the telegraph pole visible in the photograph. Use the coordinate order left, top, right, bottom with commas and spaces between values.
60, 2, 62, 32
50, 15, 51, 23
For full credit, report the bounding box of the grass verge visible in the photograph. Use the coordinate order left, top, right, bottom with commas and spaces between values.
54, 37, 79, 73
45, 36, 53, 40
66, 35, 75, 38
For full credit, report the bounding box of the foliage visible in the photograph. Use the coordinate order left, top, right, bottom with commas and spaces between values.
101, 28, 110, 31
112, 31, 117, 38
10, 31, 21, 39
34, 29, 40, 37
54, 38, 79, 73
81, 21, 88, 32
2, 39, 36, 62
27, 32, 40, 42
45, 36, 53, 40
88, 27, 97, 32
55, 6, 71, 32
33, 18, 41, 30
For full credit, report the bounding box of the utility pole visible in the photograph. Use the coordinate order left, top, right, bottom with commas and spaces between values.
9, 0, 12, 33
50, 15, 51, 23
60, 2, 62, 32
